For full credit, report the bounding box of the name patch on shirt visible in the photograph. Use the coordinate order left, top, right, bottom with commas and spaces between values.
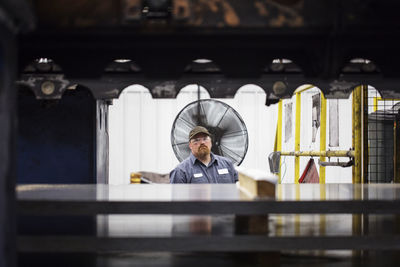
218, 168, 229, 175
193, 173, 203, 178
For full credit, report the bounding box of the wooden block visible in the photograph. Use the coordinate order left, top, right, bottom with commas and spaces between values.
237, 168, 277, 198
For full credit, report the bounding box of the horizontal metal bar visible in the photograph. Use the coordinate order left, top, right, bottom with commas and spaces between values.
280, 150, 355, 158
17, 200, 400, 215
17, 236, 400, 252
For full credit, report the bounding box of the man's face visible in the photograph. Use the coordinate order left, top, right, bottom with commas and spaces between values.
189, 133, 212, 159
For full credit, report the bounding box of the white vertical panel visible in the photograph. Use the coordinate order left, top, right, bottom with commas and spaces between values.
300, 91, 312, 180
337, 96, 353, 183
281, 97, 295, 183
329, 99, 339, 147
154, 99, 180, 173
139, 90, 158, 172
108, 92, 125, 185
123, 87, 153, 183
324, 94, 353, 183
297, 90, 312, 181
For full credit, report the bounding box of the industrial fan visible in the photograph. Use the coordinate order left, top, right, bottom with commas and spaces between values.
171, 99, 248, 165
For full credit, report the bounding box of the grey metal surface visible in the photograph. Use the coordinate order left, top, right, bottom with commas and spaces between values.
17, 213, 400, 252
16, 184, 400, 215
16, 184, 400, 253
94, 214, 397, 237
17, 235, 400, 252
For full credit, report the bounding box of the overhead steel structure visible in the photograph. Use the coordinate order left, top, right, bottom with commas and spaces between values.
14, 0, 400, 100
2, 1, 400, 266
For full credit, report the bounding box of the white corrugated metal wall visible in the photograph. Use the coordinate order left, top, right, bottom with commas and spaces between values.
108, 84, 277, 184
109, 84, 362, 184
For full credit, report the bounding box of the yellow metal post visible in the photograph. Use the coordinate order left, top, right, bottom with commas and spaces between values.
395, 114, 400, 183
373, 97, 378, 112
362, 85, 368, 183
295, 92, 301, 184
352, 86, 365, 253
320, 93, 327, 184
352, 86, 362, 184
277, 100, 283, 183
373, 97, 381, 112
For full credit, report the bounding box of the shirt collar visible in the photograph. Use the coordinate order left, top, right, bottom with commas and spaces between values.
190, 152, 218, 165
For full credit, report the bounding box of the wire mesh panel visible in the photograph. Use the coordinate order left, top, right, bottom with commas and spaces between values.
367, 88, 400, 183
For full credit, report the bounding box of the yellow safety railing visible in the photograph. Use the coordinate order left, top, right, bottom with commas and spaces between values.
281, 150, 355, 157
275, 85, 328, 183
274, 85, 365, 184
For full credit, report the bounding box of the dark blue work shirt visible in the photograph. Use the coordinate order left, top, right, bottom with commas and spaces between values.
170, 153, 238, 184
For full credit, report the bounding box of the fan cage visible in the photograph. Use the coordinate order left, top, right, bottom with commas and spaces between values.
171, 99, 249, 165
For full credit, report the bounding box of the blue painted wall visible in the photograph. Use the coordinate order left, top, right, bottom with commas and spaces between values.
17, 87, 96, 184
16, 87, 97, 252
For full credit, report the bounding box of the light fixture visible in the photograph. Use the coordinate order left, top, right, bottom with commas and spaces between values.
272, 81, 287, 95
114, 59, 132, 63
41, 81, 55, 95
193, 59, 212, 64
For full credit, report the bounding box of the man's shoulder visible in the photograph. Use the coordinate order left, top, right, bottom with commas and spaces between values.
174, 156, 193, 170
214, 154, 234, 165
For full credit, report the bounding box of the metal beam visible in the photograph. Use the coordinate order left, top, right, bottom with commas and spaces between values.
295, 92, 301, 183
320, 93, 327, 183
352, 86, 362, 183
0, 24, 17, 267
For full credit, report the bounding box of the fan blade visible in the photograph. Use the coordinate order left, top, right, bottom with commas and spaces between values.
177, 116, 196, 130
171, 141, 189, 147
172, 143, 191, 162
219, 144, 244, 163
171, 121, 192, 144
198, 101, 208, 126
215, 106, 230, 128
216, 108, 246, 134
200, 101, 229, 127
221, 129, 248, 138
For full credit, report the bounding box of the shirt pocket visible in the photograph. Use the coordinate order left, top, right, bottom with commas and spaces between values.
191, 173, 209, 184
217, 173, 232, 183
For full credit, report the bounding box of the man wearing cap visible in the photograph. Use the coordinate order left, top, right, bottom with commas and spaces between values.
170, 126, 238, 183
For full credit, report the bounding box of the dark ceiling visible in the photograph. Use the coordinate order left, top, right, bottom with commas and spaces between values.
9, 0, 400, 100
